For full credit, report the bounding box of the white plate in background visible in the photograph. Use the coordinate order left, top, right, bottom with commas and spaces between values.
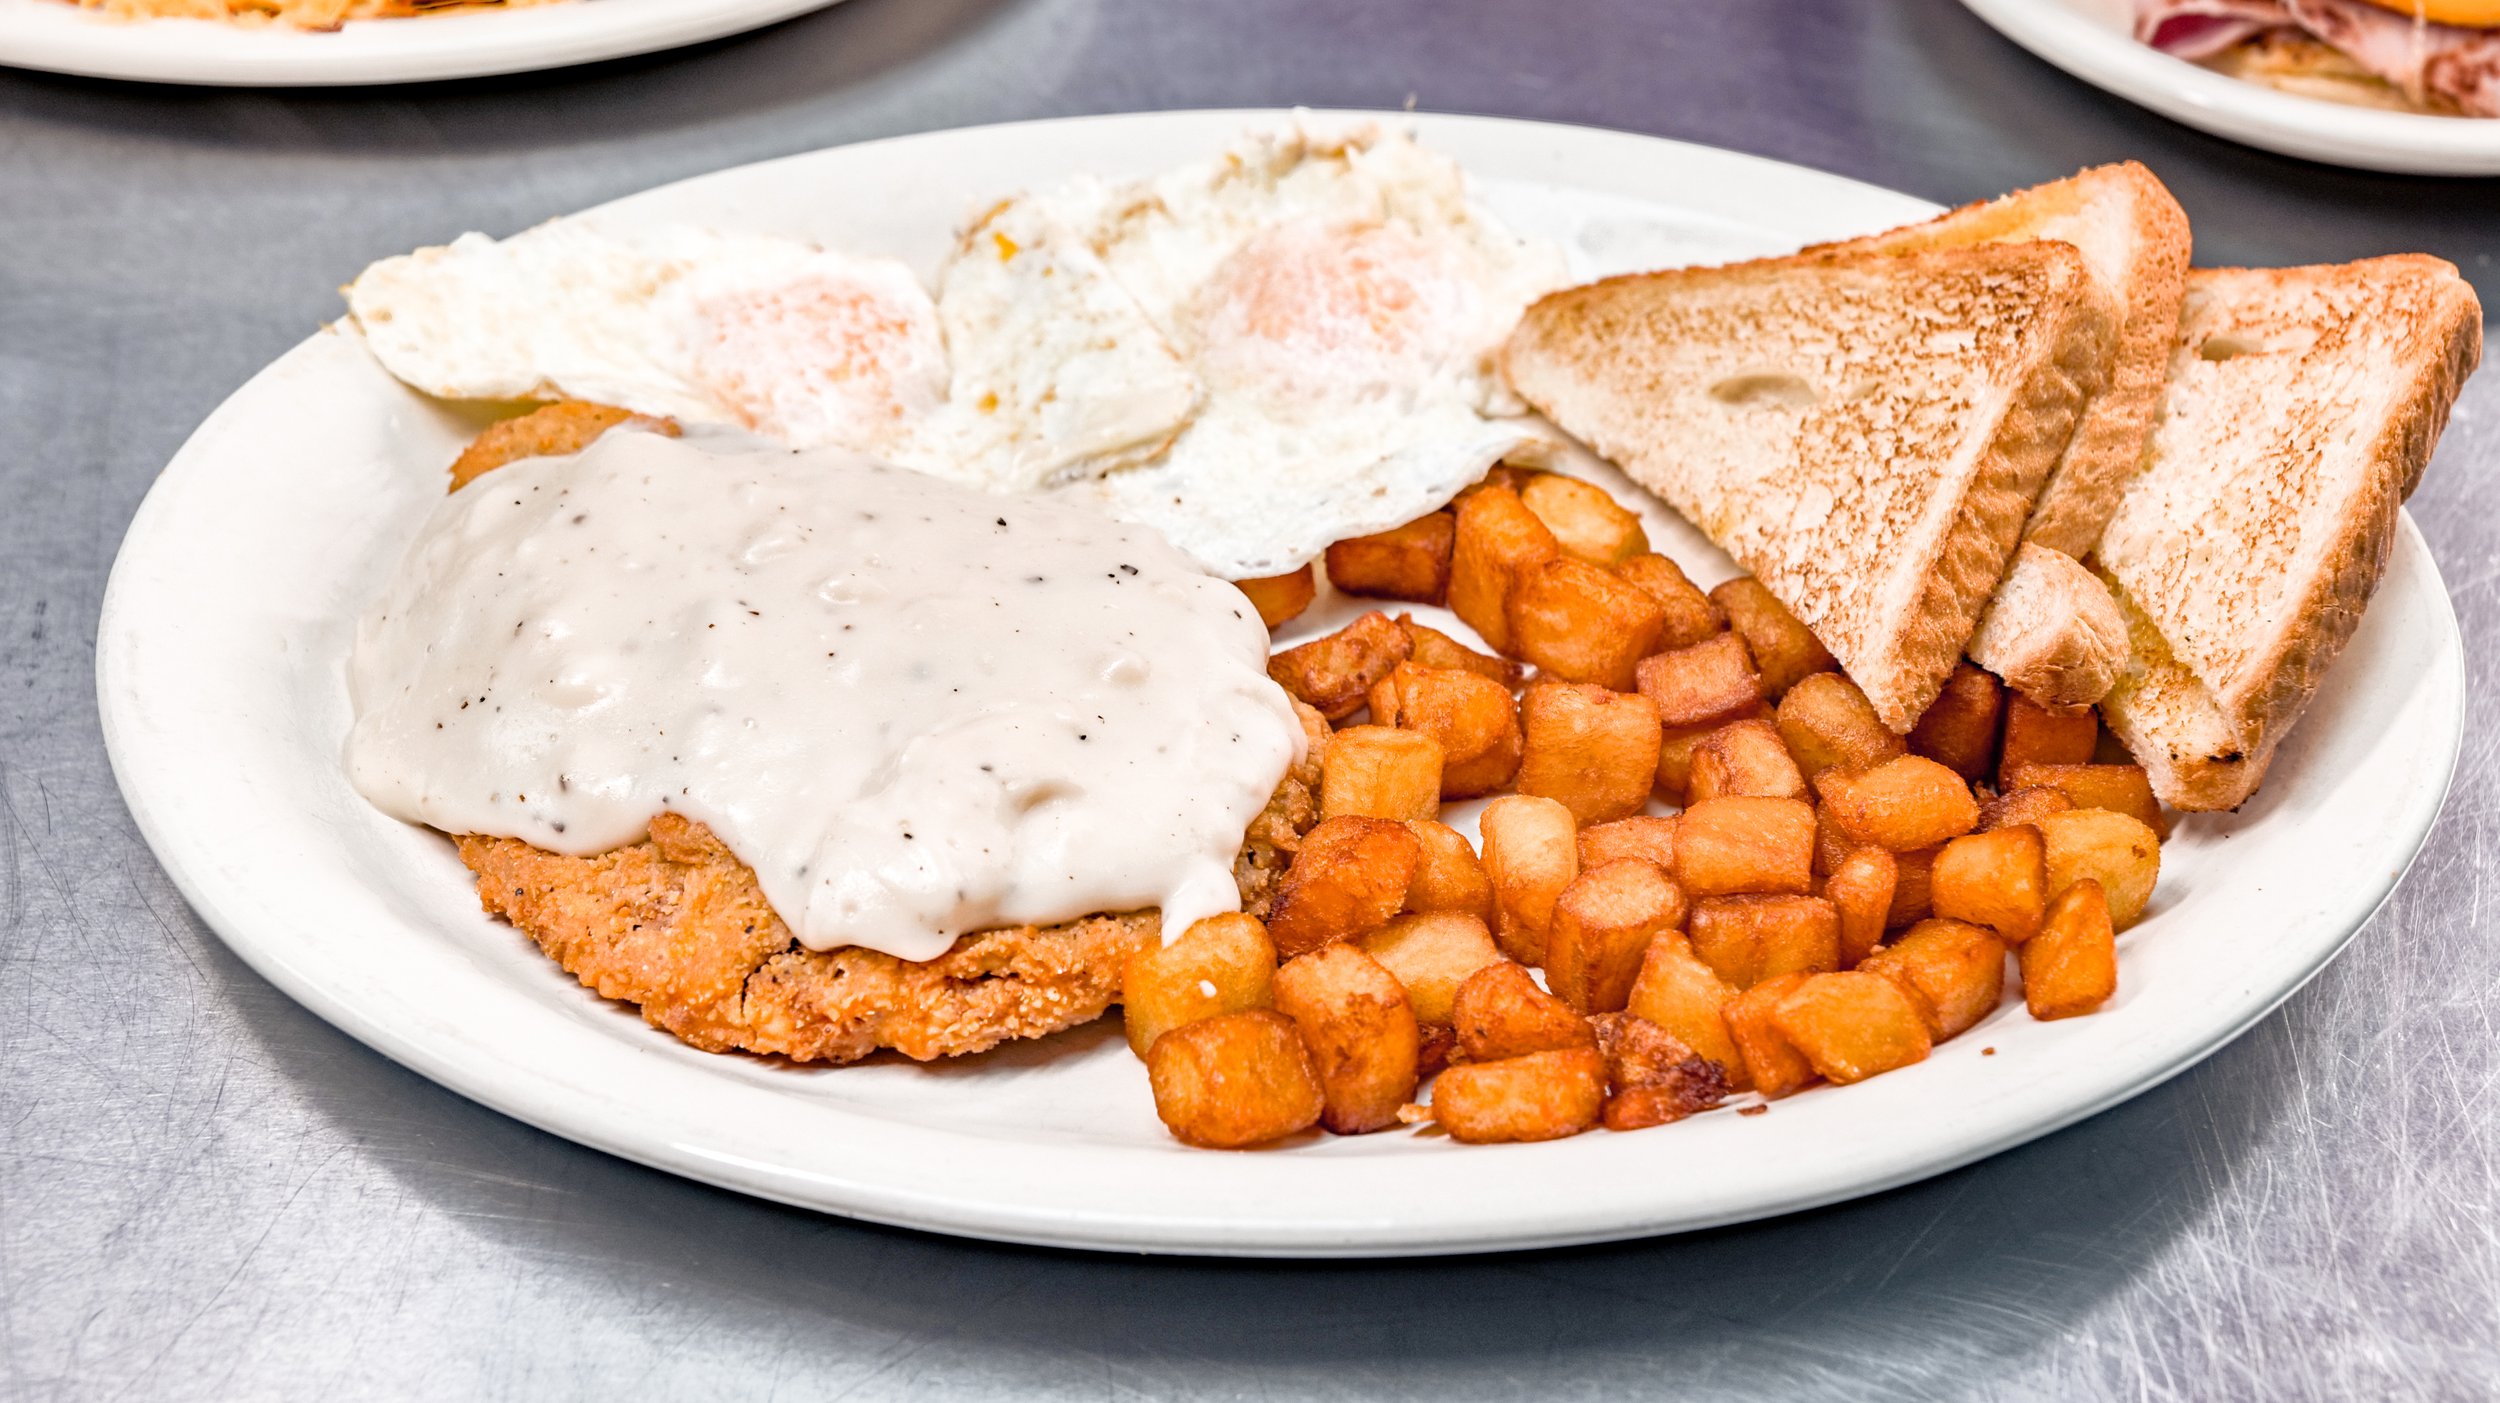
1959, 0, 2500, 174
0, 0, 841, 86
96, 110, 2466, 1256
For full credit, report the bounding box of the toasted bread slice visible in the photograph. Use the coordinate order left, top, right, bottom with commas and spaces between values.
1969, 543, 2129, 705
1502, 244, 2111, 731
2098, 256, 2481, 810
1814, 163, 2190, 557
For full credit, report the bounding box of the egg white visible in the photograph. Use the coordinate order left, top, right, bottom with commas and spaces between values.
347, 219, 1200, 493
1031, 121, 1572, 578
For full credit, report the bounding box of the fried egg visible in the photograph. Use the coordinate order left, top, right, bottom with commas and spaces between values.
1028, 122, 1572, 578
347, 122, 1568, 576
346, 220, 1197, 492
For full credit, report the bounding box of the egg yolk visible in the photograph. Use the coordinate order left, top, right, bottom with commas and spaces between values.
685, 273, 941, 438
1190, 220, 1473, 392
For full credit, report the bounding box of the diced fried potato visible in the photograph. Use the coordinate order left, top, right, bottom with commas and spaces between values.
1273, 945, 1420, 1134
1613, 553, 1724, 649
1268, 610, 1411, 721
1723, 972, 1817, 1099
1687, 717, 1807, 803
1515, 682, 1663, 825
1451, 960, 1596, 1061
1626, 935, 1749, 1089
1978, 785, 2073, 832
1507, 558, 1668, 690
1688, 894, 1840, 988
1673, 796, 1816, 897
448, 401, 676, 491
1888, 845, 1941, 929
1324, 513, 1455, 605
1577, 815, 1677, 873
1776, 672, 1905, 777
1813, 802, 1857, 878
1368, 663, 1521, 799
1997, 695, 2100, 785
1772, 971, 1932, 1083
1710, 576, 1837, 698
1319, 725, 1444, 822
1417, 1023, 1457, 1078
1931, 826, 2047, 944
1479, 795, 1580, 964
2039, 808, 2161, 929
1907, 662, 2004, 781
1634, 633, 1763, 729
1860, 918, 2006, 1040
1520, 473, 1651, 564
1430, 1046, 1607, 1143
1122, 911, 1277, 1059
2022, 879, 2117, 1020
1360, 910, 1502, 1025
1236, 565, 1317, 629
1448, 484, 1559, 655
1267, 816, 1423, 957
1145, 1010, 1325, 1148
1396, 614, 1526, 688
2000, 763, 2167, 837
1655, 704, 1771, 804
1827, 846, 1897, 968
1591, 1011, 1730, 1129
1548, 860, 1690, 1014
1817, 755, 1982, 852
1402, 819, 1495, 923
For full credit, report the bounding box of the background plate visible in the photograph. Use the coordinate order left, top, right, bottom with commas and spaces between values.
1958, 0, 2500, 174
96, 110, 2466, 1256
0, 0, 842, 86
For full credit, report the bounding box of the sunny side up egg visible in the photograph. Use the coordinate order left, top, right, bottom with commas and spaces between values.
346, 221, 1198, 494
1034, 124, 1573, 577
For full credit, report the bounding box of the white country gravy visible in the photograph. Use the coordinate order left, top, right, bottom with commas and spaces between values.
344, 431, 1305, 961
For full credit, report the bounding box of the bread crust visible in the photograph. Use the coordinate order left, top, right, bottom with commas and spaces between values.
1814, 163, 2191, 557
1969, 542, 2130, 705
2098, 256, 2481, 810
2097, 575, 2274, 811
1503, 244, 2110, 731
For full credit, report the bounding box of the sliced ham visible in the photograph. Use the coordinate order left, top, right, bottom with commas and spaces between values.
2135, 0, 2500, 114
2137, 0, 2295, 59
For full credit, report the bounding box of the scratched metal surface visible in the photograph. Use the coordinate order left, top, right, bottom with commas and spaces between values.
3, 0, 2496, 1397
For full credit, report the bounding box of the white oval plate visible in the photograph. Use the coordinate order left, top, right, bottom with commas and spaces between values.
1960, 0, 2500, 173
97, 110, 2466, 1257
0, 0, 841, 87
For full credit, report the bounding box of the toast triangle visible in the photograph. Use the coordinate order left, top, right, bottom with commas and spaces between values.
1812, 163, 2190, 557
2097, 255, 2481, 810
1501, 244, 2111, 731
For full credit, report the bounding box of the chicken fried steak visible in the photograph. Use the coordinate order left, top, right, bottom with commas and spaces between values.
456, 704, 1324, 1063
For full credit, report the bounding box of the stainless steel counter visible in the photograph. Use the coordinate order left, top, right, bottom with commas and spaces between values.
4, 1, 2496, 1396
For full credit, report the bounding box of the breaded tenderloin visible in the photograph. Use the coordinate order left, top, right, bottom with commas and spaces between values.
446, 400, 678, 491
457, 703, 1328, 1064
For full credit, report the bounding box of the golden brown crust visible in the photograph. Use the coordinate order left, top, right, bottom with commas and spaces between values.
2098, 257, 2480, 811
446, 400, 679, 492
1885, 270, 2107, 728
459, 700, 1329, 1063
1815, 162, 2192, 557
2098, 257, 2480, 810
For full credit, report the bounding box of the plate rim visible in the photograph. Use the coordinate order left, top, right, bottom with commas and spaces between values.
0, 0, 844, 86
1957, 0, 2500, 175
94, 107, 2472, 1256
